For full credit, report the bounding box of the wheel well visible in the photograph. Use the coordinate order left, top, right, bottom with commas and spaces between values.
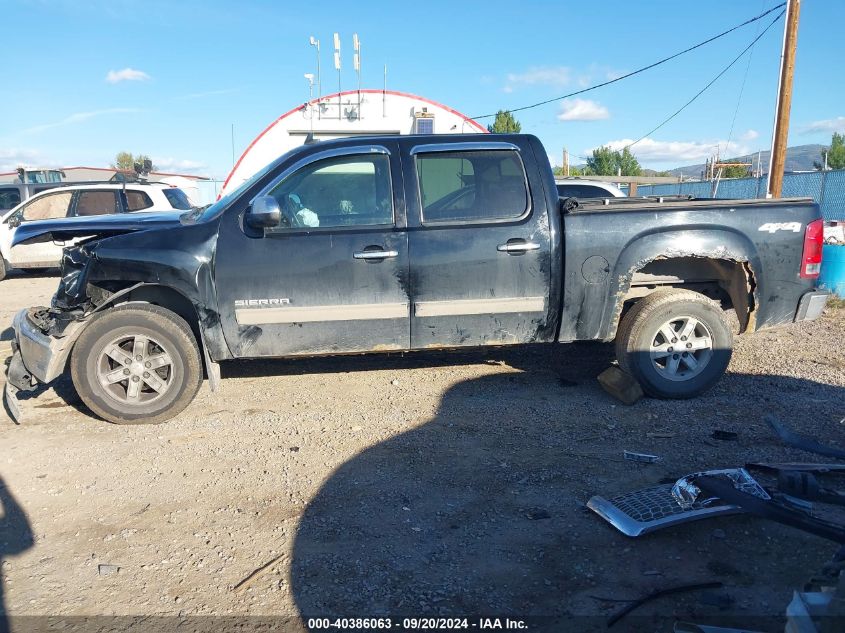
106, 285, 204, 352
621, 256, 757, 333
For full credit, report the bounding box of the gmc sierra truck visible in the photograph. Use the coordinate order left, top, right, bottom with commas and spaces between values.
4, 134, 829, 424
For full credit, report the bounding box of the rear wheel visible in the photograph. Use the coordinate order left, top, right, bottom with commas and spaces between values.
70, 304, 202, 424
615, 289, 733, 398
0, 258, 6, 282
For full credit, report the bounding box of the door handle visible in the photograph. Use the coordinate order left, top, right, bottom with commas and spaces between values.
353, 249, 399, 260
497, 240, 541, 253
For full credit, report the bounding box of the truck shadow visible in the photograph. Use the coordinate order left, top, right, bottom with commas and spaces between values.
289, 362, 844, 628
0, 477, 33, 632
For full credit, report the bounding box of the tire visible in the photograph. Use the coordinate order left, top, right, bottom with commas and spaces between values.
615, 289, 733, 399
70, 303, 202, 424
0, 258, 6, 282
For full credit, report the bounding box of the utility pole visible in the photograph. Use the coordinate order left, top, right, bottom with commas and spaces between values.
563, 148, 569, 176
767, 0, 800, 198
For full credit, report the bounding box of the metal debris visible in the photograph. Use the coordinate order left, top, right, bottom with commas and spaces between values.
624, 451, 661, 463
766, 415, 845, 460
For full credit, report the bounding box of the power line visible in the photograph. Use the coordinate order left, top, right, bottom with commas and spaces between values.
721, 0, 769, 159
469, 2, 786, 121
623, 9, 784, 152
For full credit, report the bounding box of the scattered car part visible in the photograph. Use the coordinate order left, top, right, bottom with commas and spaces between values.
712, 430, 738, 441
624, 450, 661, 463
747, 462, 845, 476
766, 415, 845, 460
693, 475, 845, 544
777, 471, 845, 507
606, 581, 723, 628
672, 468, 770, 509
589, 484, 745, 538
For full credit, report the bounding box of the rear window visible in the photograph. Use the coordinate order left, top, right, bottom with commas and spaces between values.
125, 190, 154, 211
416, 150, 529, 223
556, 184, 612, 199
76, 191, 118, 216
0, 188, 21, 211
162, 188, 192, 210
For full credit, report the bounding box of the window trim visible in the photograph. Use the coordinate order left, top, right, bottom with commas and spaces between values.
259, 146, 396, 234
413, 148, 532, 227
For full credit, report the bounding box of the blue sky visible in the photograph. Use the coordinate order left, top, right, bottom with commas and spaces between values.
1, 0, 841, 178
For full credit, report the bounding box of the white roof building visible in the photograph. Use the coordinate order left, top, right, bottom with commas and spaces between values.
221, 89, 487, 195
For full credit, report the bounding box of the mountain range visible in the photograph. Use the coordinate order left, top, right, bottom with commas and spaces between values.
665, 144, 825, 178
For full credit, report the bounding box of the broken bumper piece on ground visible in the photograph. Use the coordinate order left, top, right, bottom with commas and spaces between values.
587, 468, 769, 537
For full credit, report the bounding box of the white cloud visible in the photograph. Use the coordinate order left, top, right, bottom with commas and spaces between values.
557, 98, 609, 121
0, 148, 56, 172
505, 66, 571, 92
152, 157, 208, 174
802, 117, 845, 134
740, 129, 759, 141
21, 108, 140, 134
106, 67, 151, 83
590, 137, 750, 163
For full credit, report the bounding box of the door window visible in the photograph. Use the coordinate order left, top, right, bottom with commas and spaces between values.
76, 191, 118, 216
125, 190, 154, 211
268, 154, 393, 229
0, 188, 21, 211
20, 191, 72, 221
416, 150, 529, 223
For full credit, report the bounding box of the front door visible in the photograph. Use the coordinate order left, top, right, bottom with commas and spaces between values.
215, 144, 410, 357
402, 141, 554, 348
7, 190, 74, 268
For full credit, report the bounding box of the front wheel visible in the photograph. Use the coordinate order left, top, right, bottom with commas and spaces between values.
70, 304, 203, 424
615, 289, 733, 399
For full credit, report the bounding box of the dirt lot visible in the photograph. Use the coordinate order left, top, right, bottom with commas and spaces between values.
1, 271, 844, 631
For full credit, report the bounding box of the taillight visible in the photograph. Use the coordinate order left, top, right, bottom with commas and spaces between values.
800, 218, 824, 279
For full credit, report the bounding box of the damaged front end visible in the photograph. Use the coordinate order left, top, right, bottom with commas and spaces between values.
4, 244, 99, 422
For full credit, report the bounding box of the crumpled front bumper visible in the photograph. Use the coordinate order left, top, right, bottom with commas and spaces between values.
3, 308, 87, 422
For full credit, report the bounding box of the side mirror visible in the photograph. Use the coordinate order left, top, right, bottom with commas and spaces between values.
245, 195, 281, 229
8, 214, 21, 228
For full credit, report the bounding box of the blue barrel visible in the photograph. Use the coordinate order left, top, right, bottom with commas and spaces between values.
819, 244, 845, 298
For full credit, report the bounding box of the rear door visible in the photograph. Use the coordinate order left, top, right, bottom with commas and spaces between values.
215, 143, 411, 357
7, 190, 74, 267
403, 140, 554, 348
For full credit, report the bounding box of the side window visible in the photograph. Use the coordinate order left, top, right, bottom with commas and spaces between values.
76, 191, 119, 216
557, 184, 608, 199
268, 154, 393, 229
125, 190, 154, 211
0, 188, 21, 211
416, 150, 529, 223
20, 191, 73, 221
162, 188, 193, 210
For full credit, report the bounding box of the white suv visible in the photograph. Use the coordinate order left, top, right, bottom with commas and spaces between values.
0, 183, 191, 280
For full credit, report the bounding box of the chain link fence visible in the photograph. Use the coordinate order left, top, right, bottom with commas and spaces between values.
635, 169, 845, 221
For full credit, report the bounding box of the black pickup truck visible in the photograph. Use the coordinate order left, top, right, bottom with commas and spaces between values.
4, 134, 828, 424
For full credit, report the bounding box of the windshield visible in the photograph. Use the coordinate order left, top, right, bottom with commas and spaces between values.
181, 159, 282, 224
162, 188, 193, 210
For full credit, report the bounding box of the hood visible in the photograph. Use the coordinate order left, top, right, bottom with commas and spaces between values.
11, 211, 184, 246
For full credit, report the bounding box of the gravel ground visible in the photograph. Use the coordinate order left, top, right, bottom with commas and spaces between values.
0, 273, 844, 631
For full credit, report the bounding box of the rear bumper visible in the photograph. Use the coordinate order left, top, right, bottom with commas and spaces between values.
795, 289, 829, 322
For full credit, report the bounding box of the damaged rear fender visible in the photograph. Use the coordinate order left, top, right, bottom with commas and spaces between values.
603, 228, 762, 340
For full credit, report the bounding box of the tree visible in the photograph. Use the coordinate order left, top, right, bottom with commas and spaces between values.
487, 110, 521, 134
553, 165, 582, 177
719, 163, 751, 179
585, 145, 642, 176
112, 152, 156, 174
814, 132, 845, 170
